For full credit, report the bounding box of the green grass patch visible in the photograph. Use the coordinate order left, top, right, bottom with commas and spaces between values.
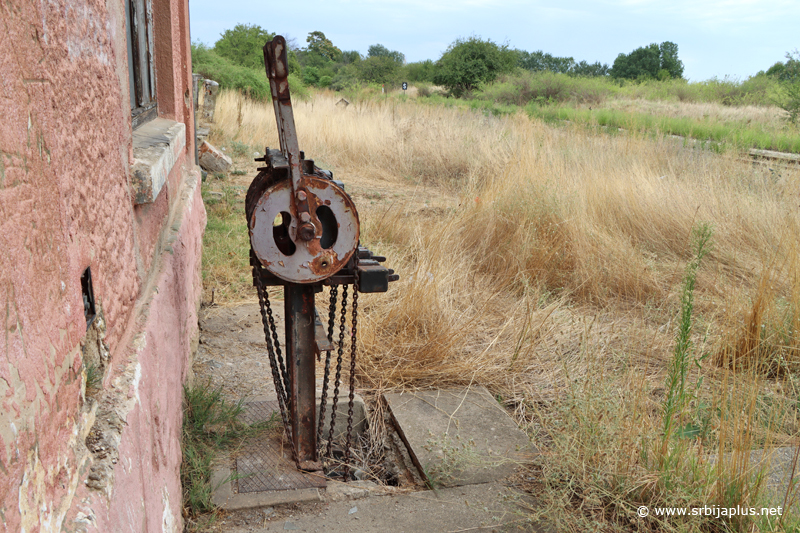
527, 104, 800, 153
201, 184, 252, 303
182, 382, 276, 528
473, 70, 783, 107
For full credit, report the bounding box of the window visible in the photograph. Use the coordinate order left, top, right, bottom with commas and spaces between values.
125, 0, 157, 128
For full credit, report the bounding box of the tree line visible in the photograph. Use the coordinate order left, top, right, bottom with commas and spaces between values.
192, 25, 686, 93
192, 24, 798, 120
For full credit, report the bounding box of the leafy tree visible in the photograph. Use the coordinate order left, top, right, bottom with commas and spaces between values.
302, 66, 321, 86
659, 41, 684, 79
765, 62, 787, 78
516, 50, 608, 77
305, 31, 341, 62
287, 50, 301, 75
344, 44, 404, 85
777, 50, 800, 123
765, 53, 800, 82
340, 50, 363, 65
433, 37, 517, 97
404, 60, 436, 83
330, 64, 360, 90
357, 56, 401, 85
610, 43, 660, 79
517, 50, 575, 74
213, 24, 274, 70
610, 41, 683, 80
571, 60, 609, 77
367, 44, 405, 65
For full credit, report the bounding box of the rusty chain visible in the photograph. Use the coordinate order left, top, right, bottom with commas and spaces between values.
316, 286, 338, 448
343, 256, 359, 479
254, 267, 298, 466
256, 265, 361, 478
326, 284, 348, 459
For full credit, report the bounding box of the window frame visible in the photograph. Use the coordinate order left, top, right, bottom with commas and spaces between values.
125, 0, 158, 129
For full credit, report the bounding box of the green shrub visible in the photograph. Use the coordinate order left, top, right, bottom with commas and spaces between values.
288, 74, 310, 101
229, 141, 251, 157
357, 55, 402, 85
778, 81, 800, 123
477, 71, 613, 106
433, 36, 517, 97
416, 83, 434, 97
302, 66, 320, 86
330, 64, 360, 91
192, 43, 309, 102
776, 51, 800, 123
213, 24, 274, 71
404, 60, 436, 83
192, 43, 270, 100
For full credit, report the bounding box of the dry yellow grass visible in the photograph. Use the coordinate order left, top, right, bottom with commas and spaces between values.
604, 98, 790, 129
207, 89, 800, 530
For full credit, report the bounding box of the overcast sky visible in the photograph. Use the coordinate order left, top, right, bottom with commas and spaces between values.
189, 0, 799, 81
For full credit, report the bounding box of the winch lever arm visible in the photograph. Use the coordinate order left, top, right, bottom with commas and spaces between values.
263, 36, 303, 203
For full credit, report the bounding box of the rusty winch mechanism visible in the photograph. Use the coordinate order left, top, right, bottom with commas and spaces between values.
245, 36, 398, 478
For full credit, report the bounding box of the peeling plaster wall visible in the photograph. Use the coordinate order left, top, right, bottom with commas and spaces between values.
0, 0, 203, 530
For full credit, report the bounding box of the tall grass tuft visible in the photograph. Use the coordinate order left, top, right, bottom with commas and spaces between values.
660, 223, 712, 465
717, 250, 800, 377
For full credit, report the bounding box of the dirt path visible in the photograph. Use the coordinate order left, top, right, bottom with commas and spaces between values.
195, 302, 282, 400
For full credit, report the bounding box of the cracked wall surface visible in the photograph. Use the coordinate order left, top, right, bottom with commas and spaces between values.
0, 0, 203, 530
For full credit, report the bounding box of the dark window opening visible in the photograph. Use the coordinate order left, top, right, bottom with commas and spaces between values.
125, 0, 157, 128
81, 267, 97, 330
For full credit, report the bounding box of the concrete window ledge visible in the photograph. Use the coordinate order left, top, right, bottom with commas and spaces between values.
131, 118, 186, 205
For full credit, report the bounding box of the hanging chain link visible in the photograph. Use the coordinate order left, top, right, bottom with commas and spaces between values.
343, 256, 360, 479
316, 286, 338, 448
256, 257, 362, 478
326, 284, 348, 459
254, 268, 298, 466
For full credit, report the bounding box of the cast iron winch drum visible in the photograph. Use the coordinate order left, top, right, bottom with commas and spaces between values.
245, 35, 398, 480
248, 173, 359, 283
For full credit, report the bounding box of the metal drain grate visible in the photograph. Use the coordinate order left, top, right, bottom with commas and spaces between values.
239, 401, 281, 426
235, 401, 327, 494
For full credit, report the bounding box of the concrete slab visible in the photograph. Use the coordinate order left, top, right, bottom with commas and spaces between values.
385, 387, 536, 487
757, 446, 800, 509
215, 481, 550, 532
211, 463, 322, 510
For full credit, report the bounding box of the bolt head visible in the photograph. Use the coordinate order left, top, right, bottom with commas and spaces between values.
296, 190, 307, 202
298, 223, 316, 241
299, 212, 311, 223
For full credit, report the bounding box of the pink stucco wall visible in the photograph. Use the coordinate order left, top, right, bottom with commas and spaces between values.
0, 0, 204, 530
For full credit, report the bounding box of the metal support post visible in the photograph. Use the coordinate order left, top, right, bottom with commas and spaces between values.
284, 283, 321, 470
